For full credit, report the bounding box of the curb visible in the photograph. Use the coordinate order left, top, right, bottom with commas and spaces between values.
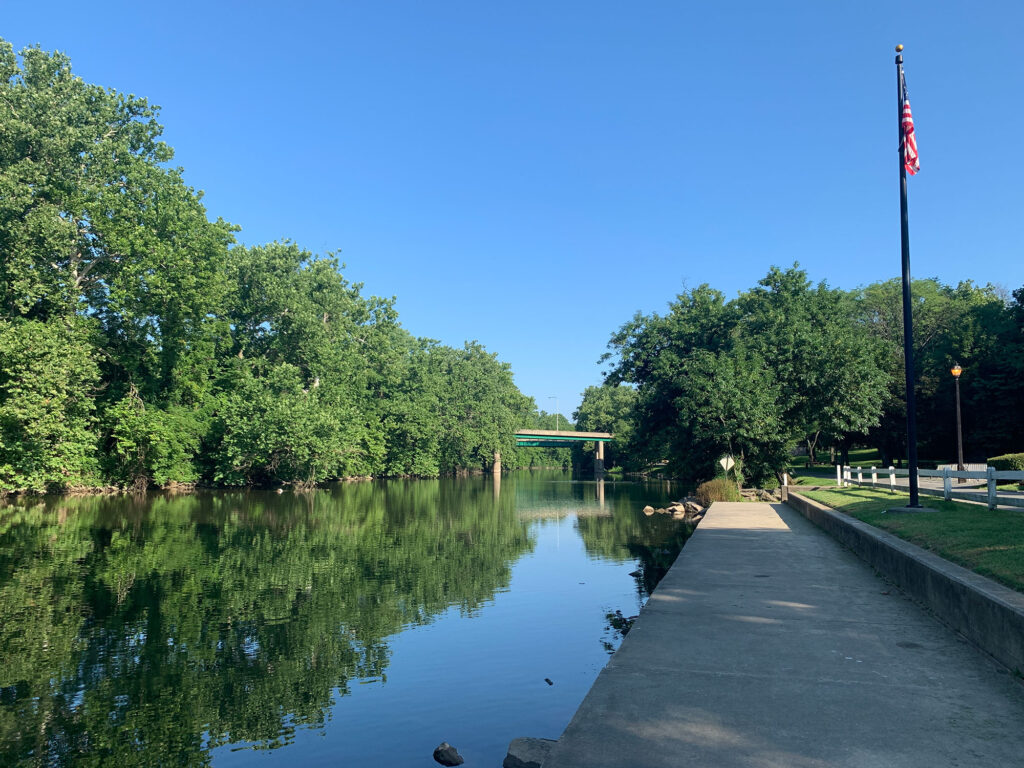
786, 490, 1024, 674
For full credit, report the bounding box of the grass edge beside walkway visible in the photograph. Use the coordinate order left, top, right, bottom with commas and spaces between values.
796, 486, 1024, 593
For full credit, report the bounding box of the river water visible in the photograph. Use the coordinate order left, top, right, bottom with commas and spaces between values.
0, 471, 689, 767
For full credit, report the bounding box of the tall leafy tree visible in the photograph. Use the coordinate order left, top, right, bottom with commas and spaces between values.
736, 266, 889, 465
573, 385, 637, 469
1, 39, 647, 492
858, 278, 1022, 463
0, 318, 101, 491
0, 40, 236, 490
603, 267, 889, 486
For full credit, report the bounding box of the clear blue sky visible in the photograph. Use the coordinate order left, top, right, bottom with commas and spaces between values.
5, 1, 1022, 416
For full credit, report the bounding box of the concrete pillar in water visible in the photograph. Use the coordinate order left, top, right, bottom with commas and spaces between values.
596, 478, 605, 508
493, 451, 501, 475
594, 441, 605, 477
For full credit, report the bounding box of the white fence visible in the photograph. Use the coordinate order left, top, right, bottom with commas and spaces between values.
837, 464, 1024, 510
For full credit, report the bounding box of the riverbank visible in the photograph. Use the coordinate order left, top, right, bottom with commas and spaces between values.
538, 501, 1024, 767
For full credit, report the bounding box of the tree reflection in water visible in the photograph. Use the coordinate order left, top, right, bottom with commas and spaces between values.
0, 474, 689, 766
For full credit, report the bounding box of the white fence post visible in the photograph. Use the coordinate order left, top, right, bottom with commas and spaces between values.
871, 466, 877, 487
783, 472, 789, 487
889, 466, 896, 493
836, 464, 841, 487
857, 466, 863, 484
987, 467, 998, 510
943, 467, 951, 501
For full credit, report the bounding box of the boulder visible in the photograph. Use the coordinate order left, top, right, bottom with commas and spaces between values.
433, 742, 464, 766
642, 505, 655, 516
504, 737, 558, 768
683, 501, 704, 515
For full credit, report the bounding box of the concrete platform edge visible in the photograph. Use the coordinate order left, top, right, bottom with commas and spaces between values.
786, 490, 1024, 674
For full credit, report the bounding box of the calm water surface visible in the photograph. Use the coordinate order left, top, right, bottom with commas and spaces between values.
0, 471, 690, 767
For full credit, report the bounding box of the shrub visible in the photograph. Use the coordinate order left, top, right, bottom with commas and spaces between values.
696, 477, 742, 506
988, 453, 1024, 472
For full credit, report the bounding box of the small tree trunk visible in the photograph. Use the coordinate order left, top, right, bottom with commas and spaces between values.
806, 433, 820, 467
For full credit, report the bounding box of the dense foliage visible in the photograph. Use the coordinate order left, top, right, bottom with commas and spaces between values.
988, 453, 1024, 472
0, 41, 560, 493
572, 384, 637, 470
596, 267, 1024, 488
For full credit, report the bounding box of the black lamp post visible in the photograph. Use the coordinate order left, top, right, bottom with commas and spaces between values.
951, 364, 965, 483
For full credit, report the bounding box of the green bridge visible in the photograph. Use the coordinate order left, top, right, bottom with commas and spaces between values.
494, 429, 614, 475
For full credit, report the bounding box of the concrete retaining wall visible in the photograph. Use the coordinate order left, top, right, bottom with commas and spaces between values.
786, 491, 1024, 674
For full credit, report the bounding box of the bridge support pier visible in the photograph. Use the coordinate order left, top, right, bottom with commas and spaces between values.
493, 451, 501, 475
594, 441, 605, 478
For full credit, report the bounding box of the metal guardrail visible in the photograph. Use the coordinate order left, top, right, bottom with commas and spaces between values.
835, 464, 1024, 510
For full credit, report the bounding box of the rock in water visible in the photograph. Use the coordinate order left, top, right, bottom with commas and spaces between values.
433, 742, 464, 766
642, 505, 655, 516
504, 737, 558, 768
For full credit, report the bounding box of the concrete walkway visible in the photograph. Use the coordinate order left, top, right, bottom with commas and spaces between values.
544, 502, 1024, 768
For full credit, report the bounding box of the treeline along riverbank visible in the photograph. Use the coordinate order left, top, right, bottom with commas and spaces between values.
575, 268, 1024, 490
0, 41, 570, 495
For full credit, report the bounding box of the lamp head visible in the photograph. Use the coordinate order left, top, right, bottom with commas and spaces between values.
951, 364, 962, 379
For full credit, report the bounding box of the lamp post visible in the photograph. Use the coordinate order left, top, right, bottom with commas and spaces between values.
951, 364, 965, 484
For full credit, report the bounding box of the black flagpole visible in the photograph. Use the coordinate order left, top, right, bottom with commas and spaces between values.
895, 44, 921, 508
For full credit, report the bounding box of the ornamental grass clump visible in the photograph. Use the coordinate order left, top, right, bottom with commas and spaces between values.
696, 477, 742, 507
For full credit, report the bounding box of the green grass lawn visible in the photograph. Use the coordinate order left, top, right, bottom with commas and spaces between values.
798, 486, 1024, 592
791, 470, 834, 485
788, 447, 946, 472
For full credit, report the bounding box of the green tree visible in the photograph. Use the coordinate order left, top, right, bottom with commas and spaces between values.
431, 342, 532, 472
736, 266, 889, 465
0, 40, 236, 491
573, 385, 637, 469
0, 318, 101, 492
604, 284, 738, 477
0, 40, 544, 492
603, 267, 889, 487
856, 278, 1019, 464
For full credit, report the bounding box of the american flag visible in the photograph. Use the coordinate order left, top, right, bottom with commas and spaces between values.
900, 70, 920, 175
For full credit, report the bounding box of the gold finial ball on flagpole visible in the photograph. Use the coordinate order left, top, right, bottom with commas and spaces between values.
895, 44, 904, 52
